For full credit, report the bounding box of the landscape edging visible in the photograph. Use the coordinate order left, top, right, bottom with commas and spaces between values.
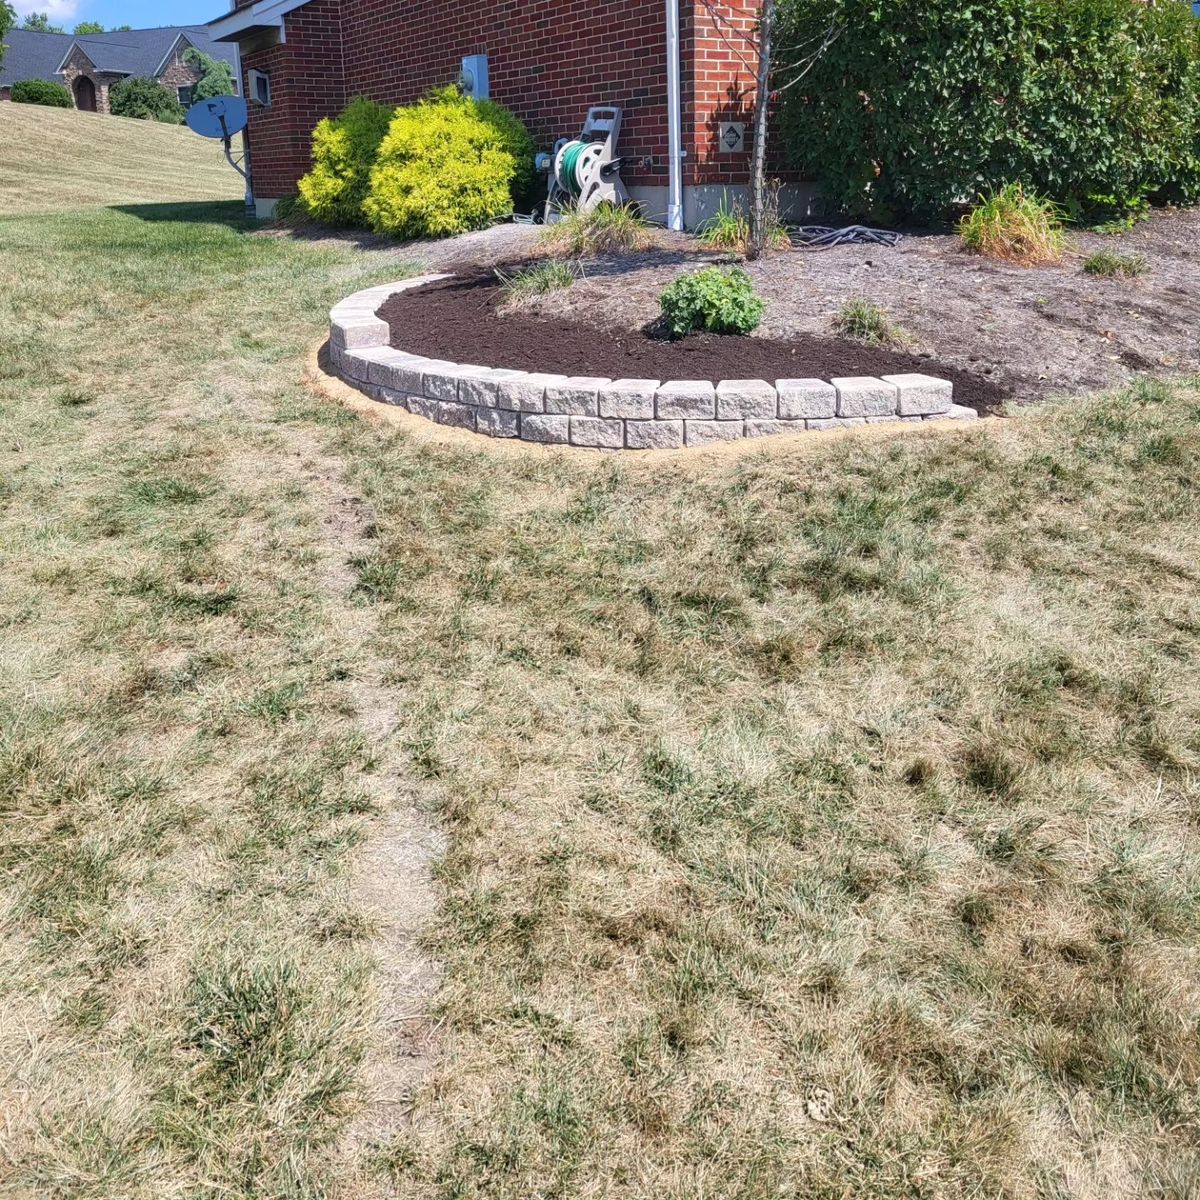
329, 276, 977, 449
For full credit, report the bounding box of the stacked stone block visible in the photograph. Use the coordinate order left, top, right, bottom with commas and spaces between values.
330, 278, 977, 450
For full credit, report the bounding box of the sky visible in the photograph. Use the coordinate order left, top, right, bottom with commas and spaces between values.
12, 0, 222, 31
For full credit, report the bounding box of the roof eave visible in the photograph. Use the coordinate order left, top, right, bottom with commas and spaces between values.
208, 0, 313, 44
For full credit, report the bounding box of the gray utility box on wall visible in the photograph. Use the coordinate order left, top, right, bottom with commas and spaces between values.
460, 55, 490, 100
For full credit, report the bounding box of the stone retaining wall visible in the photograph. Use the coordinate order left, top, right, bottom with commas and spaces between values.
329, 277, 978, 449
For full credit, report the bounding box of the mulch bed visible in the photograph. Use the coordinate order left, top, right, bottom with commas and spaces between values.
380, 274, 1013, 414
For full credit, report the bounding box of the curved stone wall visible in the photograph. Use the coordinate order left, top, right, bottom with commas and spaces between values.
329, 277, 978, 449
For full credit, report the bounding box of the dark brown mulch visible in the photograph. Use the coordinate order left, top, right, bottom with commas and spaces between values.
380, 275, 1013, 414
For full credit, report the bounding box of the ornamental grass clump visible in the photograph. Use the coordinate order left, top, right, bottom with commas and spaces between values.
659, 266, 764, 338
1082, 250, 1147, 279
833, 298, 908, 347
959, 184, 1066, 265
540, 203, 655, 258
364, 87, 533, 239
697, 192, 789, 254
298, 97, 394, 227
495, 260, 581, 307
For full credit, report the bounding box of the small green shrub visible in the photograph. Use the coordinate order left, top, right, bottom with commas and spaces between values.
364, 87, 532, 239
659, 267, 764, 339
832, 298, 907, 347
540, 204, 653, 257
959, 184, 1065, 265
10, 79, 73, 108
108, 76, 184, 123
298, 96, 393, 227
1082, 251, 1147, 279
495, 260, 580, 305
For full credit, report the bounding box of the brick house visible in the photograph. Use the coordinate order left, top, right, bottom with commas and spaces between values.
208, 0, 790, 228
0, 26, 237, 115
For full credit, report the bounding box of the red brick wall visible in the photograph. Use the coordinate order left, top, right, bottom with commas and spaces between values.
240, 0, 760, 199
241, 0, 347, 198
685, 0, 757, 186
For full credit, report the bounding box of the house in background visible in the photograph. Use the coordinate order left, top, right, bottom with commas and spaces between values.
0, 26, 238, 114
207, 0, 775, 229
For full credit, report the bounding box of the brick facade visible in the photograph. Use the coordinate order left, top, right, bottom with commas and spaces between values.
230, 0, 787, 223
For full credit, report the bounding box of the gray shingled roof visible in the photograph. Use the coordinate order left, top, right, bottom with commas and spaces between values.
0, 26, 237, 89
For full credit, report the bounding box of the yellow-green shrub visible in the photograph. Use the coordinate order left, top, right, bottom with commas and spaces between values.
297, 96, 393, 227
364, 87, 531, 239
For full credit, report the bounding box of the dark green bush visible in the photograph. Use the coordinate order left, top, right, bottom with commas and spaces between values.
109, 76, 185, 123
298, 96, 394, 226
777, 0, 1200, 222
10, 79, 73, 108
659, 267, 765, 338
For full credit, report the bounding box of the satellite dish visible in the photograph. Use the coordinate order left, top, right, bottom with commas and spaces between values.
186, 95, 248, 140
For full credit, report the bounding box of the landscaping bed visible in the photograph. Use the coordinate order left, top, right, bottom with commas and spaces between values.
394, 206, 1200, 404
380, 273, 1012, 413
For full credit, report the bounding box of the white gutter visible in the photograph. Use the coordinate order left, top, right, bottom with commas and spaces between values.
665, 0, 684, 231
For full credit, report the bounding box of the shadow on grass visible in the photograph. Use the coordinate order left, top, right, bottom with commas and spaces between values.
109, 200, 254, 230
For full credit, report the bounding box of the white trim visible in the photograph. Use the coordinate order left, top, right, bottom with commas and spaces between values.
55, 41, 94, 74
208, 0, 312, 43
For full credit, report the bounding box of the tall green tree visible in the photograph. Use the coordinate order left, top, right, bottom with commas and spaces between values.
0, 2, 15, 69
21, 12, 65, 33
73, 20, 105, 34
182, 46, 236, 102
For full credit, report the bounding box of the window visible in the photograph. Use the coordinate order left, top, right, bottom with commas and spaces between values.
177, 85, 194, 106
249, 69, 271, 107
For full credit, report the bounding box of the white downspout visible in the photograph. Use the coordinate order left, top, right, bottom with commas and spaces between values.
665, 0, 684, 231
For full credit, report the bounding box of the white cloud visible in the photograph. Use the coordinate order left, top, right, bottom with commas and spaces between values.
12, 0, 81, 21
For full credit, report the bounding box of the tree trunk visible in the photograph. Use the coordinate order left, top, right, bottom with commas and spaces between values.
746, 0, 775, 261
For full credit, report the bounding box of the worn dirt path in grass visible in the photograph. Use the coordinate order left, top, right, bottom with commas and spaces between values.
289, 424, 446, 1179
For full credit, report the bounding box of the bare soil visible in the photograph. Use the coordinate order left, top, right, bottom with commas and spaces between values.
393, 208, 1200, 404
380, 275, 1012, 413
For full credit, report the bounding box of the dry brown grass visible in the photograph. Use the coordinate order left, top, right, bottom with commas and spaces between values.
959, 183, 1067, 266
0, 104, 241, 214
3, 186, 1200, 1200
341, 377, 1200, 1199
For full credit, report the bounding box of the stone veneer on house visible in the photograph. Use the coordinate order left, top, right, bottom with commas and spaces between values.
329, 277, 978, 450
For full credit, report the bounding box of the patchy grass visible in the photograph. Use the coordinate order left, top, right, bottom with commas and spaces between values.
0, 201, 417, 1197
0, 104, 241, 214
4, 193, 1200, 1200
343, 373, 1200, 1198
540, 203, 656, 257
833, 297, 910, 347
1083, 250, 1148, 279
960, 182, 1066, 265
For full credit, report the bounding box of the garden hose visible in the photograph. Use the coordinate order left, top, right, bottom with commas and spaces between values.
556, 140, 590, 195
789, 225, 903, 249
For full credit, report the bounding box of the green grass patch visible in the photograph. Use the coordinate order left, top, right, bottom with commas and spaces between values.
1083, 250, 1148, 278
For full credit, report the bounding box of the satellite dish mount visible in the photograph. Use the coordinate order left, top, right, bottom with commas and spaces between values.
186, 96, 254, 218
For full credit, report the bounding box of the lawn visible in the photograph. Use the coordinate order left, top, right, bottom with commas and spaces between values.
2, 199, 1199, 1199
0, 106, 241, 214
